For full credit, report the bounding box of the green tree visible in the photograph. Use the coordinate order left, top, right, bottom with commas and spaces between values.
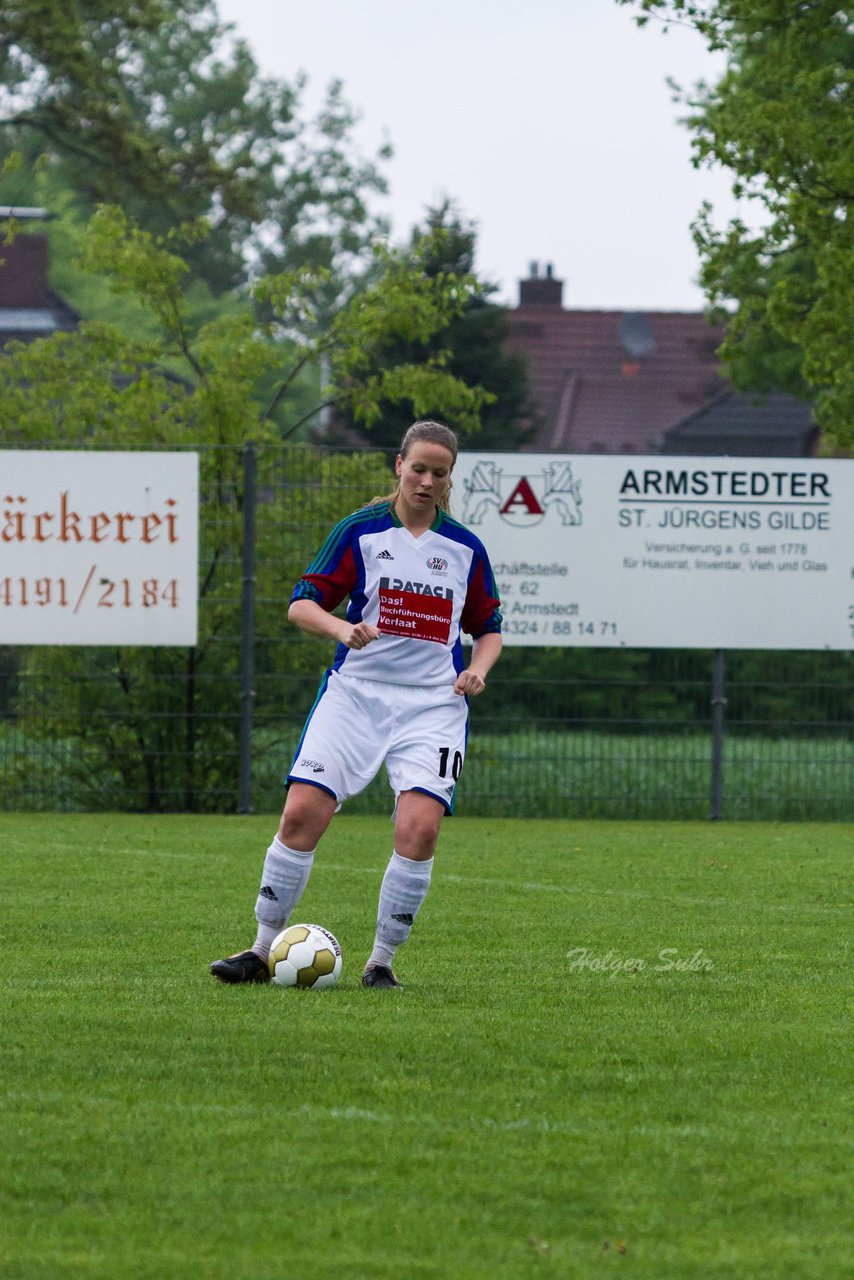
619, 0, 854, 447
1, 204, 492, 810
330, 201, 536, 450
0, 0, 390, 297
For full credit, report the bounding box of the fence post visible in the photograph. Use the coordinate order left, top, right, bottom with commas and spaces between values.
710, 648, 726, 820
238, 442, 257, 813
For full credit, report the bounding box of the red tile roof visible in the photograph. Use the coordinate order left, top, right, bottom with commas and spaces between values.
507, 300, 727, 453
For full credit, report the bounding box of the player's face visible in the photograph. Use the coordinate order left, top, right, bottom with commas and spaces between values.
395, 442, 455, 521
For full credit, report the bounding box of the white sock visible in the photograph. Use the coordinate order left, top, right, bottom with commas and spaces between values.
253, 835, 315, 959
369, 851, 433, 968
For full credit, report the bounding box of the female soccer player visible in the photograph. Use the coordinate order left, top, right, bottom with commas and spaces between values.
210, 420, 502, 988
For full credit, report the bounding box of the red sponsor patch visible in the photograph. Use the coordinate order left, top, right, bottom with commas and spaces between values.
377, 589, 452, 644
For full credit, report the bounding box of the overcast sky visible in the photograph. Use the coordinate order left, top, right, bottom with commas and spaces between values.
216, 0, 741, 312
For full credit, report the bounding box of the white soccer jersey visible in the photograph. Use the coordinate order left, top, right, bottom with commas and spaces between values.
291, 501, 502, 687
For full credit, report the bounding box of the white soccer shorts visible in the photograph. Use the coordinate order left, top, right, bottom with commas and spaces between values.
287, 670, 469, 812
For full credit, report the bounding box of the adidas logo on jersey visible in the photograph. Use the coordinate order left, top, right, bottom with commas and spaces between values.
376, 549, 394, 560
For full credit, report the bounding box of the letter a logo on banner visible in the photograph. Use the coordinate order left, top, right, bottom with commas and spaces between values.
461, 459, 583, 528
500, 477, 544, 521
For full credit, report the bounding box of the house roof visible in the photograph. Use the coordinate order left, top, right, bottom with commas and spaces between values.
506, 295, 727, 453
661, 389, 817, 456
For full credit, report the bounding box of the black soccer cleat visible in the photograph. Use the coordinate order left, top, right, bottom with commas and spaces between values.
210, 949, 270, 984
361, 963, 402, 990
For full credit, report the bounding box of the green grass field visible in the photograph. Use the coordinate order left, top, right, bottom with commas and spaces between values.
1, 815, 850, 1279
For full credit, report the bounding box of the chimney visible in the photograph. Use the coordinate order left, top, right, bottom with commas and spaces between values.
0, 236, 50, 307
519, 260, 563, 308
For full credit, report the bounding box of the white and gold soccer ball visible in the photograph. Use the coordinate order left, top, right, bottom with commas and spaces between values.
267, 923, 343, 989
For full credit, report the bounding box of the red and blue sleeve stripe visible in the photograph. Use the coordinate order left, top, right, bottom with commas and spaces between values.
291, 504, 391, 612
462, 553, 502, 638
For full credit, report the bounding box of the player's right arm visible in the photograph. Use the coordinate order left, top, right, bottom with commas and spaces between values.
290, 511, 384, 650
287, 599, 380, 650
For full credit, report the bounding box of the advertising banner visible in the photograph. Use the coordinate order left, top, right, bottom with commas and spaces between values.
454, 453, 854, 649
1, 451, 199, 645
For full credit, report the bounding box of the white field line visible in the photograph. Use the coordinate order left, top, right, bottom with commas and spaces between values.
0, 1089, 711, 1138
44, 851, 848, 916
317, 863, 847, 915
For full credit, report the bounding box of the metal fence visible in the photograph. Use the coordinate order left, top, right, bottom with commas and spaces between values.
2, 442, 853, 819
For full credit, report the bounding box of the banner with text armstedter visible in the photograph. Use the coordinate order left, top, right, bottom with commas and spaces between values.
454, 453, 854, 650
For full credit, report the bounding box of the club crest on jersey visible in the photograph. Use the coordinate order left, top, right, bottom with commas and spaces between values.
426, 556, 448, 576
461, 460, 583, 528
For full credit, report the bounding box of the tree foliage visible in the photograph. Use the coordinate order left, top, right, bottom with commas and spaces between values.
619, 0, 854, 446
331, 202, 536, 450
0, 0, 390, 296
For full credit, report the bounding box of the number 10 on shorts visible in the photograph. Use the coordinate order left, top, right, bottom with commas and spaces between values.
438, 747, 463, 780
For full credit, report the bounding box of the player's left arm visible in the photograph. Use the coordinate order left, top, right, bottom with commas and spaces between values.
454, 631, 503, 697
456, 539, 502, 696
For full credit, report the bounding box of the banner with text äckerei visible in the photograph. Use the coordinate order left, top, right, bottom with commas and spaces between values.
454, 453, 854, 649
1, 451, 198, 645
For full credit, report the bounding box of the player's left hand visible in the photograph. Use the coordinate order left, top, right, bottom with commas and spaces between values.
454, 669, 486, 697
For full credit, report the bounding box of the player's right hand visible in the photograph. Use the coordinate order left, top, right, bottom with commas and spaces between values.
341, 622, 381, 650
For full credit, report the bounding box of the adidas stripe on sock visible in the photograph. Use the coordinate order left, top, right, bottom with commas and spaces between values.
369, 850, 433, 967
253, 835, 315, 958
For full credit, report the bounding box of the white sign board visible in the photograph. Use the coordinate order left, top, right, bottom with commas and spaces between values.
454, 453, 854, 650
1, 451, 199, 645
